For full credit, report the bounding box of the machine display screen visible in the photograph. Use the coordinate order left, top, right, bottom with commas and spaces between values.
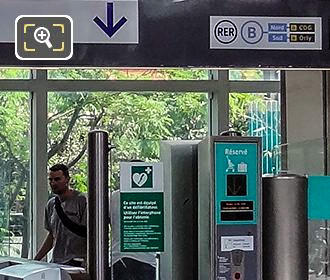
227, 174, 247, 196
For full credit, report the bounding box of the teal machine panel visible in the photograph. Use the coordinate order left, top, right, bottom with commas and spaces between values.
215, 142, 258, 225
308, 175, 330, 220
198, 136, 262, 280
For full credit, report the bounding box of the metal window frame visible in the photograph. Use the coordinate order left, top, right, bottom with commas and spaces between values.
0, 68, 280, 257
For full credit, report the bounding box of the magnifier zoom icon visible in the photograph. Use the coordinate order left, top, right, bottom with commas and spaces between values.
34, 27, 53, 49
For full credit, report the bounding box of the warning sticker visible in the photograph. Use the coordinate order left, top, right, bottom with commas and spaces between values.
221, 236, 254, 251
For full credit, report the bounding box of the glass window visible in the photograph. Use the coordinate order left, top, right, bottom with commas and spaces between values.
48, 91, 208, 191
47, 69, 209, 80
48, 89, 207, 276
229, 92, 281, 174
0, 92, 30, 257
229, 69, 280, 81
0, 69, 30, 79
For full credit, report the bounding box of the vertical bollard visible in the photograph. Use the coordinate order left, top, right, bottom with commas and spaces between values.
263, 173, 308, 280
88, 130, 109, 280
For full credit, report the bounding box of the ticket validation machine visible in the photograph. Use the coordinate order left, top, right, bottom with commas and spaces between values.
198, 135, 262, 280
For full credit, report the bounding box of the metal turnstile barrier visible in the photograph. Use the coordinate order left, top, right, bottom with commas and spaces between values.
160, 140, 199, 280
198, 135, 262, 280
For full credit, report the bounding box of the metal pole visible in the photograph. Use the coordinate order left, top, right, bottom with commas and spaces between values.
263, 173, 308, 280
88, 130, 109, 280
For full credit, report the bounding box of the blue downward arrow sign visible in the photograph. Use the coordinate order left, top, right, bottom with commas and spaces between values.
93, 2, 128, 38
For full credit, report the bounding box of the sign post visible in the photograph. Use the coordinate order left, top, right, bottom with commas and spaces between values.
120, 162, 164, 252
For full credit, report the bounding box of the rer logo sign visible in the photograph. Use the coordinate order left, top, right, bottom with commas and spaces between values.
15, 15, 73, 60
132, 166, 153, 188
210, 16, 321, 50
214, 20, 238, 44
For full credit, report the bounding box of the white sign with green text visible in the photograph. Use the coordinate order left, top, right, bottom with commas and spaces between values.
120, 162, 164, 252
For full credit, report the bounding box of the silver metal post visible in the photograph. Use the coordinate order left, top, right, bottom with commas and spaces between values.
262, 173, 308, 280
88, 130, 109, 280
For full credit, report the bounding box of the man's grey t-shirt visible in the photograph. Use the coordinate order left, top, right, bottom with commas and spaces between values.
45, 190, 87, 264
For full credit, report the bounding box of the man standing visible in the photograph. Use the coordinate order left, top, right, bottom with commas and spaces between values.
34, 163, 87, 267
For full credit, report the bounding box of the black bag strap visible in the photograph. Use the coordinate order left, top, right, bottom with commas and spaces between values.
54, 196, 87, 238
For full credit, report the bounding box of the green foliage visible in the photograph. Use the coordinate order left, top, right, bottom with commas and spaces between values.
48, 69, 208, 81
0, 206, 9, 255
0, 202, 21, 256
0, 69, 30, 79
229, 92, 265, 134
72, 173, 88, 193
0, 91, 29, 256
0, 68, 274, 257
46, 68, 210, 192
229, 69, 264, 81
47, 89, 208, 191
0, 228, 10, 255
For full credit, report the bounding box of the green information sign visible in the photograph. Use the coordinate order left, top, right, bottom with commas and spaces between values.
120, 162, 164, 252
120, 192, 164, 252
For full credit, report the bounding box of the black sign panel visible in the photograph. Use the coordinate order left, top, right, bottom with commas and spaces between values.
220, 201, 254, 221
290, 23, 315, 32
1, 0, 330, 68
221, 201, 254, 211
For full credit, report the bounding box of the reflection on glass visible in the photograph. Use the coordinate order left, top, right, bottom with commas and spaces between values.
229, 69, 280, 81
229, 92, 281, 174
280, 138, 324, 176
309, 221, 328, 278
48, 69, 209, 80
0, 92, 30, 257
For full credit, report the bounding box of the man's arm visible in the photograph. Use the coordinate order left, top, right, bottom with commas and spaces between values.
34, 232, 53, 261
